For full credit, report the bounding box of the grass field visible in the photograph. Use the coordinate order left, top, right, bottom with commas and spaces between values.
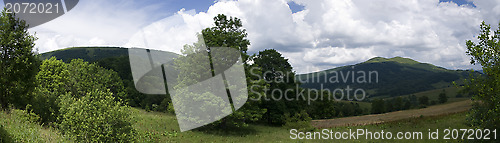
392, 86, 468, 102
130, 107, 474, 142
0, 109, 70, 142
312, 100, 471, 128
0, 102, 478, 142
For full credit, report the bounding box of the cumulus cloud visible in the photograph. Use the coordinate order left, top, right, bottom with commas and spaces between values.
29, 0, 500, 74
29, 0, 170, 52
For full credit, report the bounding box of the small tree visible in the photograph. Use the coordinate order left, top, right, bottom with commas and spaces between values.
371, 99, 385, 114
393, 97, 403, 111
438, 92, 447, 103
418, 96, 429, 106
403, 99, 411, 110
464, 21, 500, 131
0, 9, 39, 109
409, 94, 418, 106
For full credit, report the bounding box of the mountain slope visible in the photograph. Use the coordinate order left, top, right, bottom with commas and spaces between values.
39, 47, 180, 81
39, 47, 129, 62
297, 57, 474, 98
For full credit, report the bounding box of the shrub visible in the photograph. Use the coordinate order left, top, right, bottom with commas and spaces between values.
283, 110, 315, 132
58, 89, 135, 142
0, 124, 13, 143
31, 57, 70, 124
31, 58, 127, 124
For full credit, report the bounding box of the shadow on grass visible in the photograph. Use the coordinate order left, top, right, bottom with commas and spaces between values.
192, 124, 259, 137
0, 125, 13, 143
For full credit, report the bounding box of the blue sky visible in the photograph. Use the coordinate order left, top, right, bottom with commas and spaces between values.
3, 0, 499, 73
439, 0, 475, 7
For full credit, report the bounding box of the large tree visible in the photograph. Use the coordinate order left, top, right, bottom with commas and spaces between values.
202, 14, 250, 62
464, 21, 500, 131
252, 49, 301, 124
175, 14, 266, 128
0, 9, 39, 109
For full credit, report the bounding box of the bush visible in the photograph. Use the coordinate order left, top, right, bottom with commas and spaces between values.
31, 57, 70, 124
0, 124, 13, 143
58, 89, 135, 142
283, 110, 315, 132
438, 92, 447, 103
31, 58, 127, 124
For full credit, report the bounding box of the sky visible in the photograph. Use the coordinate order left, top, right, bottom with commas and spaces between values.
3, 0, 499, 74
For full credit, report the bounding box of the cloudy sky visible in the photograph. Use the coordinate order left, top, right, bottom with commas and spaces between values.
7, 0, 500, 73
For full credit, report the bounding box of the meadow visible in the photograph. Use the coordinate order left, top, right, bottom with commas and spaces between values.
1, 103, 473, 142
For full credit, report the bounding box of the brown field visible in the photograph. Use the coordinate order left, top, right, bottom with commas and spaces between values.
312, 100, 472, 128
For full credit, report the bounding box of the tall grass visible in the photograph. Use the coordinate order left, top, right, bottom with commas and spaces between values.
0, 109, 70, 143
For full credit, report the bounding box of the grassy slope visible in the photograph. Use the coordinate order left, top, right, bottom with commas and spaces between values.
0, 109, 70, 142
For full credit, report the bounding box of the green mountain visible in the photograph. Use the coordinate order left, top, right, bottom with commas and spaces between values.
39, 47, 179, 81
296, 57, 474, 98
40, 49, 474, 99
39, 47, 129, 62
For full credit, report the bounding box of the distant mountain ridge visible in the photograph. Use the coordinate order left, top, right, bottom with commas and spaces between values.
39, 47, 129, 62
40, 48, 474, 99
297, 57, 474, 98
39, 47, 180, 81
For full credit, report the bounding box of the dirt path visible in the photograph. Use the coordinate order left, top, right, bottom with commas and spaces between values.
312, 100, 472, 128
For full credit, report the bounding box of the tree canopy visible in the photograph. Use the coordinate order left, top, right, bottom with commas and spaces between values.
0, 9, 39, 109
464, 21, 500, 130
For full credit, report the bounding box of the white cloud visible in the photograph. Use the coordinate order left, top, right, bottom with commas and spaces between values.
30, 0, 500, 74
30, 0, 170, 53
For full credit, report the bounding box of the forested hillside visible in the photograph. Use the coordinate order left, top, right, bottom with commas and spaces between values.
297, 57, 475, 97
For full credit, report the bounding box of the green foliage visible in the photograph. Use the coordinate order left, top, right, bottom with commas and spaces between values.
175, 14, 266, 128
0, 108, 70, 142
66, 59, 126, 99
31, 58, 127, 124
283, 110, 314, 132
419, 95, 429, 106
393, 97, 403, 110
371, 99, 385, 114
464, 21, 500, 131
58, 89, 135, 142
0, 9, 40, 109
31, 57, 70, 124
252, 49, 303, 124
307, 91, 336, 119
438, 92, 448, 103
202, 14, 250, 61
0, 124, 12, 143
39, 47, 181, 111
